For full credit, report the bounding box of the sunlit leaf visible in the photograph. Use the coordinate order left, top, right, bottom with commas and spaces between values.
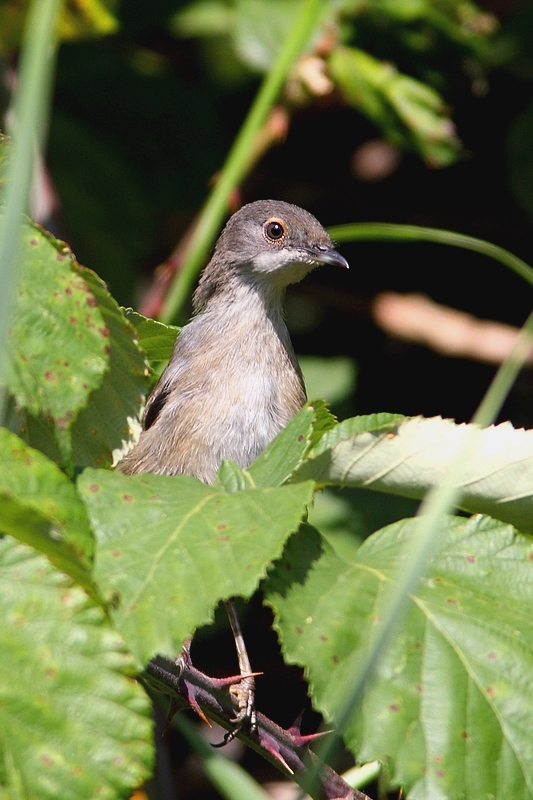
0, 428, 95, 593
0, 537, 153, 800
265, 515, 533, 799
78, 469, 314, 664
3, 222, 109, 443
292, 415, 533, 534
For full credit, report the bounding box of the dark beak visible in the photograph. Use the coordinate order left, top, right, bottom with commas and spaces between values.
304, 246, 349, 270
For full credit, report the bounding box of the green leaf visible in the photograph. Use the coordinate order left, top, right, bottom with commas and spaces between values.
0, 428, 95, 593
123, 308, 180, 362
292, 415, 533, 534
247, 401, 336, 488
4, 221, 109, 440
0, 537, 153, 800
264, 515, 533, 799
69, 265, 150, 469
8, 262, 151, 470
78, 469, 314, 664
329, 46, 462, 167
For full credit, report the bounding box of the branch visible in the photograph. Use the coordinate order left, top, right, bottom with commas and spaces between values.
143, 655, 372, 800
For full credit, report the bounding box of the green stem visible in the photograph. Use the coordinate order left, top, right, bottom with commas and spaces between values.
160, 0, 324, 323
0, 0, 61, 415
327, 222, 533, 288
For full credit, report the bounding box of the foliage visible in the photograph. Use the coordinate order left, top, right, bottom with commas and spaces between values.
3, 202, 533, 799
2, 1, 533, 799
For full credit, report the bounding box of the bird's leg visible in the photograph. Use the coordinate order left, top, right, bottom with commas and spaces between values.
224, 597, 257, 737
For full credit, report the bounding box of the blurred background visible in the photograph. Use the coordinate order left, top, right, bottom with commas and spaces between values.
3, 1, 533, 796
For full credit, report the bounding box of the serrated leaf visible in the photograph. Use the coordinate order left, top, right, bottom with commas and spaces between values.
247, 402, 336, 489
264, 515, 533, 799
123, 308, 180, 362
78, 469, 314, 664
7, 263, 150, 471
0, 428, 95, 593
329, 46, 462, 167
0, 537, 153, 800
69, 266, 150, 469
4, 222, 109, 438
292, 415, 533, 534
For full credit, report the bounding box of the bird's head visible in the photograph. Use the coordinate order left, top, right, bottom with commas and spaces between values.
194, 200, 348, 310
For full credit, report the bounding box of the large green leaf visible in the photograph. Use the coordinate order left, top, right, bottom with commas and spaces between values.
69, 265, 150, 469
292, 414, 533, 534
4, 221, 109, 440
264, 515, 533, 799
0, 537, 153, 800
0, 428, 94, 593
78, 469, 314, 664
8, 262, 150, 471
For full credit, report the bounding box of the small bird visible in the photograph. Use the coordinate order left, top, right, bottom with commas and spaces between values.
118, 199, 348, 732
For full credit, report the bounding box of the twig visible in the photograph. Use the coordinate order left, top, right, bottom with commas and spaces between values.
143, 654, 372, 800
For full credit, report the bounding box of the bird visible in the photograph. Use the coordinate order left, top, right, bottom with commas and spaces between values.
117, 199, 349, 733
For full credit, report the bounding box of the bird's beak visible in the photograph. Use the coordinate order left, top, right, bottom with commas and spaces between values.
304, 246, 349, 270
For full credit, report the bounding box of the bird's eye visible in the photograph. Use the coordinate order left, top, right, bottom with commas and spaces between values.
263, 218, 287, 244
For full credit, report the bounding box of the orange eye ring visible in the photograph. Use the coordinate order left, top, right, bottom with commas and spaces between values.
262, 217, 287, 244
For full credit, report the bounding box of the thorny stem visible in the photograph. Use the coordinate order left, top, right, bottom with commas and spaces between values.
144, 655, 372, 800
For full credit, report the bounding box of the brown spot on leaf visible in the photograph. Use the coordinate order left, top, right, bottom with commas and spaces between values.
297, 435, 304, 442
44, 371, 55, 381
217, 524, 227, 530
461, 731, 469, 739
296, 627, 303, 635
332, 654, 339, 664
466, 555, 475, 563
123, 494, 133, 502
486, 686, 495, 695
389, 704, 400, 712
319, 634, 328, 642
446, 597, 458, 604
487, 651, 497, 660
57, 253, 65, 261
70, 316, 77, 325
86, 295, 98, 307
111, 551, 121, 558
45, 668, 56, 678
30, 238, 38, 246
99, 327, 109, 337
40, 754, 54, 766
436, 770, 445, 779
65, 286, 72, 294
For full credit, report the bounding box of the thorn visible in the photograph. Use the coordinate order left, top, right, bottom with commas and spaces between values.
285, 712, 333, 747
180, 679, 211, 727
260, 731, 295, 774
209, 671, 262, 690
